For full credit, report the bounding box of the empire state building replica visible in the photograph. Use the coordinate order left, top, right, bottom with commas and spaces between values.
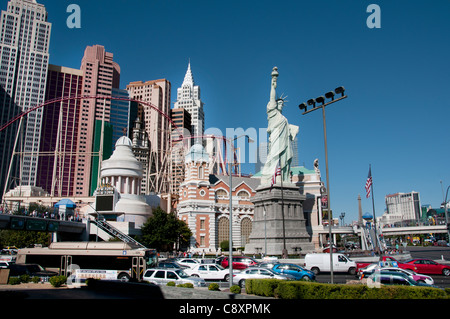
173, 62, 205, 145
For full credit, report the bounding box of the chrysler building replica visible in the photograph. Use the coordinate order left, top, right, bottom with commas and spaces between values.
174, 62, 205, 142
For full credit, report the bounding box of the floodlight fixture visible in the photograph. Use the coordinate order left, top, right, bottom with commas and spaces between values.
298, 102, 307, 112
316, 96, 325, 105
325, 91, 335, 100
335, 86, 345, 97
307, 99, 316, 107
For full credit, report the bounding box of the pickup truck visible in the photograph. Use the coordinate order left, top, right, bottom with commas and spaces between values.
356, 256, 417, 275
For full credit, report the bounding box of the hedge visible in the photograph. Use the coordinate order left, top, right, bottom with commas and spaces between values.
245, 279, 449, 299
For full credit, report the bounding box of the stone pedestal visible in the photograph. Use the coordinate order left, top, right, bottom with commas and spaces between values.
244, 182, 314, 256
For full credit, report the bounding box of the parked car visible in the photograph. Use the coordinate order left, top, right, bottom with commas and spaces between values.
184, 263, 233, 282
221, 256, 258, 269
8, 263, 58, 278
232, 268, 295, 288
272, 263, 316, 281
360, 266, 434, 285
356, 256, 416, 274
176, 258, 200, 269
214, 256, 227, 265
0, 261, 11, 269
435, 240, 449, 247
403, 259, 450, 276
250, 262, 280, 269
366, 271, 438, 288
157, 261, 189, 269
143, 268, 206, 287
357, 263, 378, 279
304, 253, 356, 275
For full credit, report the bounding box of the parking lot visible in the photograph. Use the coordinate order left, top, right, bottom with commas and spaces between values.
175, 245, 450, 289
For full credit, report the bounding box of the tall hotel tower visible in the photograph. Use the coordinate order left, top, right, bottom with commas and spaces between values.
173, 62, 205, 140
37, 65, 83, 197
0, 0, 51, 197
74, 45, 120, 196
126, 79, 171, 194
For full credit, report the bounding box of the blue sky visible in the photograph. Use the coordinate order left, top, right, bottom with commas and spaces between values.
40, 0, 450, 223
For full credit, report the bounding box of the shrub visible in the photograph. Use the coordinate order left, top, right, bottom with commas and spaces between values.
177, 283, 194, 288
246, 279, 281, 297
270, 280, 449, 299
19, 274, 30, 283
8, 277, 21, 285
167, 281, 176, 286
208, 283, 220, 291
220, 240, 229, 251
230, 285, 241, 294
49, 275, 67, 288
31, 276, 41, 284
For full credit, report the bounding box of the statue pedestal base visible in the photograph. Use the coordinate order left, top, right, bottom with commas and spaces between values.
244, 182, 314, 256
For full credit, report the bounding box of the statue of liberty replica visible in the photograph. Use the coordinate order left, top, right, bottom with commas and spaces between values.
245, 67, 314, 257
260, 66, 299, 185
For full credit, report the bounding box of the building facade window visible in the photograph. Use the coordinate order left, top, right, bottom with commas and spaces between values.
217, 216, 229, 247
240, 217, 252, 246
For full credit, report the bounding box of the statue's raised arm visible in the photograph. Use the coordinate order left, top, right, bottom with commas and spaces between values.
270, 67, 278, 103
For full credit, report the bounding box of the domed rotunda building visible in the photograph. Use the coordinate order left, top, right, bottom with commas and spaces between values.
96, 136, 152, 228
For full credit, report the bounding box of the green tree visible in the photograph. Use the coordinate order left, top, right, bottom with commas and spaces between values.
139, 207, 192, 251
0, 230, 50, 248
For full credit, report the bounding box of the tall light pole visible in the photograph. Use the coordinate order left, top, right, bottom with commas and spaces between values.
228, 134, 253, 289
444, 186, 450, 242
299, 86, 347, 284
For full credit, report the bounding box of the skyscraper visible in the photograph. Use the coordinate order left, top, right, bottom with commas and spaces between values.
37, 64, 83, 197
170, 107, 192, 194
0, 0, 51, 195
110, 88, 131, 147
126, 79, 171, 194
173, 62, 205, 139
74, 45, 120, 196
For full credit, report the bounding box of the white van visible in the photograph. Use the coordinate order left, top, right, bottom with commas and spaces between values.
304, 253, 356, 275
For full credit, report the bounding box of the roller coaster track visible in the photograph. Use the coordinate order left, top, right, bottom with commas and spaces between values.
0, 94, 178, 133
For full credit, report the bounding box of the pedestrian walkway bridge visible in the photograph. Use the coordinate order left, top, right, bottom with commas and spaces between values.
316, 224, 449, 236
0, 214, 145, 247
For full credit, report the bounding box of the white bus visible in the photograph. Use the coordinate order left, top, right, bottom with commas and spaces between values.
16, 241, 158, 282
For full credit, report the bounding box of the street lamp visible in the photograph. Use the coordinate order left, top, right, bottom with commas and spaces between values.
298, 86, 348, 284
444, 186, 450, 242
228, 134, 254, 289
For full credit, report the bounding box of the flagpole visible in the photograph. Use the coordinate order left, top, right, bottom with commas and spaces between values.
369, 164, 380, 257
280, 161, 287, 258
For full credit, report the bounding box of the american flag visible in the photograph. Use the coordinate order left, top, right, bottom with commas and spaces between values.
365, 166, 372, 198
271, 162, 281, 190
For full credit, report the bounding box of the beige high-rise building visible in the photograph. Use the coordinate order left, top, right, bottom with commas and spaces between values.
74, 45, 120, 196
126, 79, 171, 194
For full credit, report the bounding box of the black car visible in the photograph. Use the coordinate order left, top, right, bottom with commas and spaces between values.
8, 263, 58, 278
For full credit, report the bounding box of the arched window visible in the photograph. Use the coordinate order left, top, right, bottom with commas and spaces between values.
198, 166, 203, 179
240, 217, 252, 246
237, 190, 250, 200
215, 189, 228, 199
217, 216, 229, 247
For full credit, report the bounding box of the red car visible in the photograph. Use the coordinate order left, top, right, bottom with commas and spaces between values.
403, 259, 450, 276
221, 256, 258, 269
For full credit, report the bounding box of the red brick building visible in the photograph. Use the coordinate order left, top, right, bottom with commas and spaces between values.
177, 144, 260, 253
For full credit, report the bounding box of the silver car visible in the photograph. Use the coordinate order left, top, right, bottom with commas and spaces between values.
232, 267, 295, 288
143, 268, 206, 287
